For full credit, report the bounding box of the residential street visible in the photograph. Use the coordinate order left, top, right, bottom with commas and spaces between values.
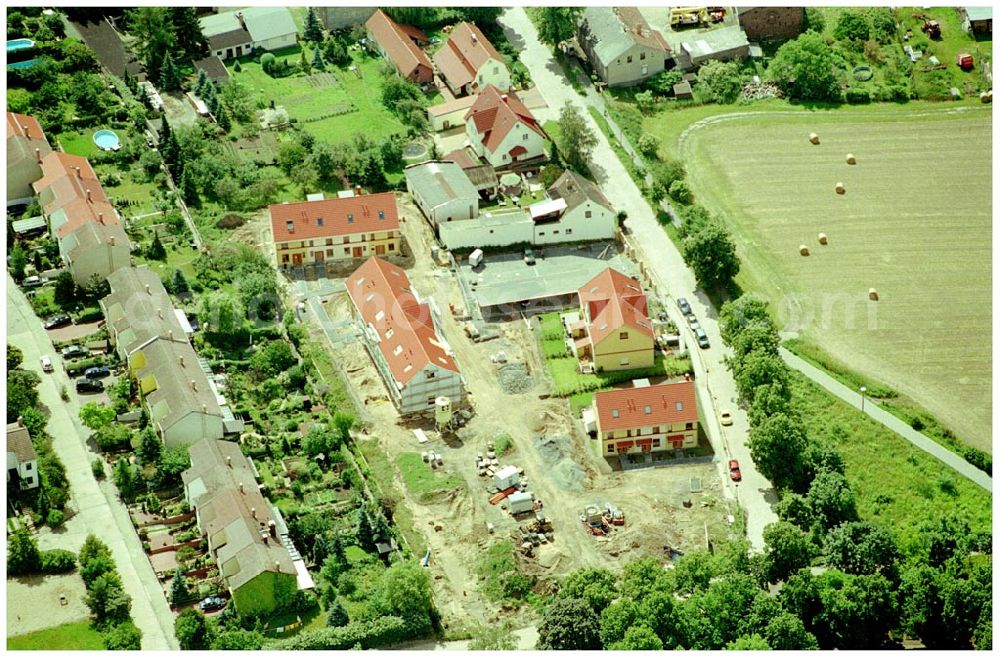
7, 275, 179, 650
499, 8, 777, 549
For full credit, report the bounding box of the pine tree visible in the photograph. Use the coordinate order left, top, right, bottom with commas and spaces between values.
233, 60, 242, 73
171, 7, 208, 59
300, 48, 311, 75
160, 53, 181, 92
169, 567, 189, 606
356, 508, 376, 552
161, 131, 180, 168
304, 7, 323, 42
147, 230, 167, 260
331, 532, 347, 568
215, 104, 231, 133
326, 598, 349, 627
171, 269, 190, 294
180, 169, 199, 207
194, 68, 209, 98
9, 242, 27, 281
311, 47, 324, 71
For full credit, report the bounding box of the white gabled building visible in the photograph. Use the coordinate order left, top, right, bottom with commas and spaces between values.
465, 86, 549, 169
346, 257, 464, 414
433, 22, 511, 97
404, 161, 479, 228
530, 170, 618, 245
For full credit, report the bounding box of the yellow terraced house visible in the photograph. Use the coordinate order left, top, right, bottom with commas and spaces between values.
571, 268, 655, 372
269, 192, 401, 270
594, 380, 699, 456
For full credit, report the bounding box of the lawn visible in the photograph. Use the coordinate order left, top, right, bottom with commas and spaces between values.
225, 48, 407, 144
791, 372, 991, 557
56, 129, 101, 158
395, 452, 463, 503
676, 103, 991, 452
7, 621, 104, 650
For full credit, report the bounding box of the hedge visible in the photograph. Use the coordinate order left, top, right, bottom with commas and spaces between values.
268, 615, 409, 650
64, 355, 111, 375
40, 548, 77, 574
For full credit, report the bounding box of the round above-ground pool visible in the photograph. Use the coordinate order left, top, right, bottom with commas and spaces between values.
93, 129, 121, 151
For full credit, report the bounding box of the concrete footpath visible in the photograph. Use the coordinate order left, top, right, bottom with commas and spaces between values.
7, 275, 179, 649
780, 348, 992, 493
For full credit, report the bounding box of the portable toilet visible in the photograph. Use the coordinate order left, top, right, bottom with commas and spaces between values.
508, 491, 534, 515
493, 465, 520, 490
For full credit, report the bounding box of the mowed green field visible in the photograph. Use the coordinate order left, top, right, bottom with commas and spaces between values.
680, 105, 991, 451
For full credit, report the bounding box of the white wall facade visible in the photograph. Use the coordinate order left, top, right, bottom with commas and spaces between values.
483, 122, 548, 168
533, 202, 616, 246
474, 58, 512, 92
161, 412, 225, 449
430, 107, 471, 131
438, 210, 534, 250
398, 364, 464, 414
255, 33, 297, 52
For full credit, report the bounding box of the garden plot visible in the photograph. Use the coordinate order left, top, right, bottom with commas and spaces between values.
681, 105, 992, 451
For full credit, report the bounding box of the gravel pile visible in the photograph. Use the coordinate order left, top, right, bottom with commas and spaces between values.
536, 435, 585, 492
497, 363, 533, 394
741, 81, 783, 102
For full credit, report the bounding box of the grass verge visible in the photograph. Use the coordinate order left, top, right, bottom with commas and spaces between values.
7, 621, 104, 650
395, 452, 463, 503
791, 372, 991, 557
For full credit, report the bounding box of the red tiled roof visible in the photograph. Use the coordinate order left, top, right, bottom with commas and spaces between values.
432, 22, 504, 91
7, 112, 46, 142
427, 95, 476, 117
269, 192, 400, 244
397, 22, 429, 44
615, 7, 672, 53
578, 268, 653, 345
366, 9, 433, 82
465, 85, 548, 153
595, 381, 697, 431
55, 197, 120, 238
346, 257, 459, 385
33, 152, 112, 215
443, 148, 479, 169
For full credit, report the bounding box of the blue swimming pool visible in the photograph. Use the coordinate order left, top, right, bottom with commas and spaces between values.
7, 38, 35, 53
93, 129, 121, 151
7, 59, 39, 70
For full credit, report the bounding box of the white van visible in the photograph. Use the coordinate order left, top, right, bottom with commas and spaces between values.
39, 355, 53, 372
468, 248, 484, 269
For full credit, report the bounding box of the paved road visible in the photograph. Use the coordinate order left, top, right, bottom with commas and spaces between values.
7, 276, 179, 650
500, 8, 777, 550
781, 348, 992, 493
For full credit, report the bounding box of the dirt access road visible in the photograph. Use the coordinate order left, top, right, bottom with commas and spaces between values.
308, 198, 737, 633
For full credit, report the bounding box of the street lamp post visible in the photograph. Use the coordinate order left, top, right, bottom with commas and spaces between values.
860, 385, 867, 413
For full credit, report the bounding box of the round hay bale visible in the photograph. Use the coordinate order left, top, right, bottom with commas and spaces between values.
799, 244, 810, 256
868, 288, 879, 301
818, 232, 828, 245
835, 182, 845, 194
980, 90, 993, 104
846, 153, 856, 164
809, 132, 820, 145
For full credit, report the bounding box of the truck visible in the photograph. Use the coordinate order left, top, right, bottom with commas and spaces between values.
468, 248, 484, 268
508, 491, 535, 515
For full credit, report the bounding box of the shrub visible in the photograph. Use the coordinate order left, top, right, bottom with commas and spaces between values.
216, 214, 245, 229
270, 615, 409, 650
845, 87, 871, 104
260, 53, 276, 74
46, 509, 66, 528
92, 457, 106, 479
636, 134, 660, 158
668, 180, 693, 205
40, 548, 77, 573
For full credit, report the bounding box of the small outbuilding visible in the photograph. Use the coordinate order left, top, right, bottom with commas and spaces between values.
673, 80, 693, 100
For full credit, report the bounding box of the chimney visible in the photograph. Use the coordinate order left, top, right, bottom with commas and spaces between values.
35, 147, 41, 163
236, 11, 247, 30
226, 455, 232, 468
108, 235, 115, 246
274, 560, 281, 570
17, 416, 24, 427
251, 507, 257, 518
86, 189, 92, 202
159, 309, 165, 320
201, 404, 207, 413
75, 166, 82, 178
175, 353, 182, 365
269, 520, 277, 537
354, 185, 361, 196
501, 94, 508, 102
471, 32, 477, 44
145, 284, 151, 295
239, 482, 244, 493
168, 330, 174, 340
190, 379, 197, 391
262, 534, 268, 545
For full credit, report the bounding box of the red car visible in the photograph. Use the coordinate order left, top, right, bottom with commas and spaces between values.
728, 459, 742, 482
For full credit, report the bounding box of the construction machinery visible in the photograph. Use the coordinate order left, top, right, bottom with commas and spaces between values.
707, 6, 726, 23
604, 502, 625, 526
581, 504, 610, 536
670, 7, 709, 28
921, 18, 941, 39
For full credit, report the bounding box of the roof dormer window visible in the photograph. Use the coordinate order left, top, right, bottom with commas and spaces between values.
317, 216, 324, 226
347, 213, 354, 223
286, 220, 294, 233
611, 409, 620, 418
378, 210, 385, 220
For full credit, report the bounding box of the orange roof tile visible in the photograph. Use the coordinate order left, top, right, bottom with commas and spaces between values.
7, 112, 46, 142
432, 22, 504, 91
465, 85, 548, 153
595, 381, 697, 431
578, 268, 653, 345
55, 197, 120, 238
366, 9, 433, 82
33, 152, 108, 212
269, 192, 400, 244
346, 257, 459, 385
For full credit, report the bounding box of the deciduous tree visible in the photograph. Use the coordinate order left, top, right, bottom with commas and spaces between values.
768, 32, 843, 102
537, 597, 602, 650
682, 222, 740, 291
557, 102, 597, 173
763, 521, 815, 583
533, 8, 582, 46
175, 608, 211, 649
748, 412, 810, 492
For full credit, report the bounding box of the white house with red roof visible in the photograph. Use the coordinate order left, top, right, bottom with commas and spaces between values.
269, 192, 401, 271
7, 112, 52, 207
346, 257, 464, 414
433, 21, 510, 97
569, 268, 655, 372
593, 380, 699, 457
465, 85, 549, 169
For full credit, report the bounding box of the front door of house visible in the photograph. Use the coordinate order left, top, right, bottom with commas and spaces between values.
315, 251, 324, 263
292, 253, 302, 265
375, 244, 385, 255
353, 247, 363, 258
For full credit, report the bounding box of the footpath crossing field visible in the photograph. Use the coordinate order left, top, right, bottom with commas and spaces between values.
678, 104, 992, 451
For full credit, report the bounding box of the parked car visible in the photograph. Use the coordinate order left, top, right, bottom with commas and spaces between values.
688, 315, 700, 329
729, 459, 742, 482
694, 327, 710, 349
75, 377, 104, 394
44, 314, 71, 329
657, 311, 668, 322
22, 275, 43, 288
61, 344, 88, 359
39, 355, 53, 372
720, 410, 733, 426
524, 247, 536, 265
677, 297, 692, 316
84, 366, 111, 379
198, 596, 226, 612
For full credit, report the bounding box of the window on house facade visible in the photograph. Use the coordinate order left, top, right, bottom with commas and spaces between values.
344, 247, 350, 254
619, 331, 629, 340
620, 357, 630, 366
565, 228, 572, 235
585, 210, 592, 218
327, 249, 334, 256
538, 231, 545, 236
523, 133, 528, 141
282, 255, 289, 263
627, 55, 633, 63
607, 444, 614, 453
493, 65, 499, 74
652, 438, 660, 447
389, 243, 395, 251
640, 51, 646, 60
685, 422, 694, 430
326, 238, 333, 245
553, 230, 559, 234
